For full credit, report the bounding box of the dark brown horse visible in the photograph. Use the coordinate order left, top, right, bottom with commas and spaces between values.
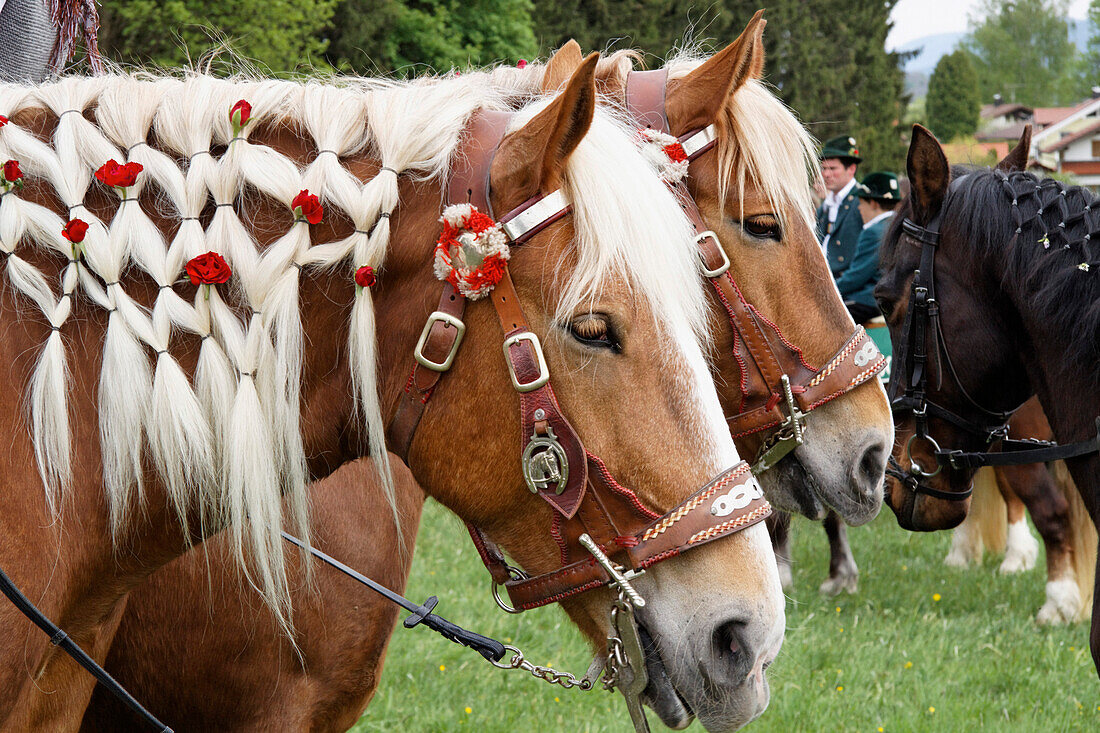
877, 124, 1100, 672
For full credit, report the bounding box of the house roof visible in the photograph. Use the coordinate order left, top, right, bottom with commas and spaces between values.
1039, 119, 1100, 153
976, 121, 1032, 142
980, 103, 1032, 120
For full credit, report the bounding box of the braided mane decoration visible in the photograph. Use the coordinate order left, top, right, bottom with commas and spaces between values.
926, 168, 1100, 374
0, 72, 505, 625
0, 70, 714, 627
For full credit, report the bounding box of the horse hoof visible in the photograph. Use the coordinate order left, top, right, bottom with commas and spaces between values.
1035, 578, 1082, 625
819, 575, 858, 596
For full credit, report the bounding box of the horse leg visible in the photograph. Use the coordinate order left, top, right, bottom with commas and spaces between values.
819, 511, 858, 596
995, 467, 1040, 574
767, 511, 792, 589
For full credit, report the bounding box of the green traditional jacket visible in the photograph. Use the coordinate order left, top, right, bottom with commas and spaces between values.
834, 212, 892, 310
816, 187, 863, 281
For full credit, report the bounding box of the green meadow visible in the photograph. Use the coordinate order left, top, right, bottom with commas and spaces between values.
353, 500, 1098, 732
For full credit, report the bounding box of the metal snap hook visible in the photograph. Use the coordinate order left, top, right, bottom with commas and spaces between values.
904, 433, 942, 478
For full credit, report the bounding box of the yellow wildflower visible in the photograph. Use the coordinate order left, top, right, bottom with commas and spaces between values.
465, 707, 472, 715
904, 661, 913, 669
933, 593, 941, 602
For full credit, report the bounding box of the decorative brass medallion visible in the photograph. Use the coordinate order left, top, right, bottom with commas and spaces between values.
522, 426, 569, 494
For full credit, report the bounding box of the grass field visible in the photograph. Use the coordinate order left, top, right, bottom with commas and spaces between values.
353, 499, 1099, 732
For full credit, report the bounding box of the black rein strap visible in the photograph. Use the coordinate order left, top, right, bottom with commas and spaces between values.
0, 565, 172, 732
281, 533, 505, 662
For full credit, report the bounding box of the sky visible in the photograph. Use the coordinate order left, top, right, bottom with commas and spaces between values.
887, 0, 1092, 50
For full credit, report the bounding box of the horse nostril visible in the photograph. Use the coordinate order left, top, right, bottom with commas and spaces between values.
712, 618, 751, 678
856, 439, 887, 492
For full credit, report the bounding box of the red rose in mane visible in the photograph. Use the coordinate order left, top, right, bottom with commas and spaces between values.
230, 100, 252, 133
291, 189, 323, 224
186, 252, 232, 285
95, 159, 144, 189
663, 141, 688, 164
354, 265, 376, 288
62, 218, 89, 244
3, 160, 21, 184
0, 115, 8, 127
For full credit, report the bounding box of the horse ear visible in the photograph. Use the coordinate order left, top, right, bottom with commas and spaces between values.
996, 124, 1032, 173
665, 9, 766, 134
906, 124, 951, 225
499, 51, 598, 198
542, 40, 584, 92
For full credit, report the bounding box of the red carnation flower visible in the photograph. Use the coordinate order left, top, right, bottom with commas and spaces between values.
62, 218, 89, 244
230, 99, 252, 133
185, 252, 232, 285
2, 159, 21, 185
354, 265, 376, 288
95, 159, 144, 189
291, 189, 323, 224
663, 141, 688, 164
517, 59, 528, 69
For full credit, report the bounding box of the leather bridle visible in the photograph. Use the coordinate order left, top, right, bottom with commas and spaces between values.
388, 109, 771, 612
886, 185, 1100, 501
625, 70, 887, 475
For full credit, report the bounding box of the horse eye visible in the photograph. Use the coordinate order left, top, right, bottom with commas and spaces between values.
741, 214, 782, 241
569, 315, 620, 352
875, 296, 894, 318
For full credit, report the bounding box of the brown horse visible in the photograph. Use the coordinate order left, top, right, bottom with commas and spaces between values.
89, 15, 890, 732
877, 124, 1100, 672
944, 397, 1096, 625
75, 56, 785, 731
88, 11, 884, 730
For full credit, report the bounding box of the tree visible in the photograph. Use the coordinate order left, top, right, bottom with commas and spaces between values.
98, 0, 338, 72
325, 0, 539, 74
926, 50, 981, 142
964, 0, 1079, 106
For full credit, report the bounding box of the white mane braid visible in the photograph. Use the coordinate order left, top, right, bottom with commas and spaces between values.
0, 69, 714, 626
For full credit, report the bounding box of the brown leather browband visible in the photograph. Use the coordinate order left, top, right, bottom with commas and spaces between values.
387, 107, 770, 611
626, 69, 887, 466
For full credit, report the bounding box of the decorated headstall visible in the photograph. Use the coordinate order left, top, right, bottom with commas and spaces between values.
388, 109, 770, 612
625, 69, 887, 473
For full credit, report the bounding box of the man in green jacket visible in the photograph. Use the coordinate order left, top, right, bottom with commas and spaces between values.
816, 135, 863, 279
837, 171, 900, 323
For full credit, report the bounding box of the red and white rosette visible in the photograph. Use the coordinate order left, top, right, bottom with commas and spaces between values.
638, 128, 690, 184
434, 203, 511, 300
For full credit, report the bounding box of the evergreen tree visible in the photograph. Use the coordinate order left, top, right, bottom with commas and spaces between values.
926, 50, 981, 142
325, 0, 538, 74
1081, 0, 1100, 94
964, 0, 1079, 106
98, 0, 337, 72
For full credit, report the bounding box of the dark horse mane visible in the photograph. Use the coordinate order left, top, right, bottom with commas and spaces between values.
885, 166, 1100, 379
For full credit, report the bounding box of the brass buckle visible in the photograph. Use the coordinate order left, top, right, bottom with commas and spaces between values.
696, 231, 729, 278
414, 311, 466, 372
502, 331, 550, 392
751, 375, 807, 475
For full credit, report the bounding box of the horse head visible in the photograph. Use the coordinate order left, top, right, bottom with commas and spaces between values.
875, 125, 1034, 530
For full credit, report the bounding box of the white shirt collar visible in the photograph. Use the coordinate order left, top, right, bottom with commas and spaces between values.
824, 178, 857, 209
862, 210, 894, 230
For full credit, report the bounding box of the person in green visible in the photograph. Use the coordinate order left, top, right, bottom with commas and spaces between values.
815, 135, 863, 279
837, 171, 900, 323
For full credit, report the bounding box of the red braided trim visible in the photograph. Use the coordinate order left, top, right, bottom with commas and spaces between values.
709, 278, 750, 411
551, 511, 569, 566
725, 272, 817, 371
518, 578, 606, 610
586, 452, 660, 520
640, 548, 680, 568
687, 502, 772, 544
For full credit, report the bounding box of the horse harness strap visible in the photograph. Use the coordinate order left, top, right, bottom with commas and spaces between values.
625, 70, 886, 473
893, 211, 1100, 487
389, 108, 770, 609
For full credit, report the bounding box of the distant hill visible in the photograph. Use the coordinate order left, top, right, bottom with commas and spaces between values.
895, 18, 1092, 97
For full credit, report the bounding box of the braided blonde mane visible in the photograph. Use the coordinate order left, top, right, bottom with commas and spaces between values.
0, 68, 714, 628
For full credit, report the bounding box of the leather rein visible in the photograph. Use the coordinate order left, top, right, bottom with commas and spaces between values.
887, 191, 1100, 501
388, 109, 771, 613
625, 70, 887, 474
